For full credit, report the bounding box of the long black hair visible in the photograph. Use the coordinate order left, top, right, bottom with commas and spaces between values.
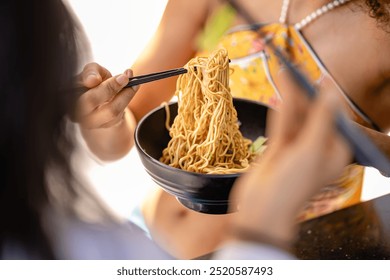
0, 0, 87, 258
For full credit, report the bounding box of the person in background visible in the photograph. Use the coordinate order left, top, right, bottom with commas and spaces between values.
125, 0, 389, 258
77, 0, 390, 259
0, 0, 352, 260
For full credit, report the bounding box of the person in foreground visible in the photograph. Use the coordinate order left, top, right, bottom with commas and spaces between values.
0, 0, 350, 259
0, 0, 167, 260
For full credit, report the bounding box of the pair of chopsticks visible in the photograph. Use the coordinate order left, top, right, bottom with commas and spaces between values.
226, 0, 390, 174
124, 59, 231, 88
123, 67, 187, 89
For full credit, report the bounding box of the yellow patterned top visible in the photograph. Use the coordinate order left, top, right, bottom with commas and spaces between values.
198, 14, 364, 221
217, 23, 325, 107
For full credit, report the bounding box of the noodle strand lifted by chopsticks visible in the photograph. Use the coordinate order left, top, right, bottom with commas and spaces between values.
160, 48, 254, 174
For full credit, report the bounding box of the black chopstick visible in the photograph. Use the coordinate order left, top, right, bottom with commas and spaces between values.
123, 67, 187, 88
226, 0, 390, 174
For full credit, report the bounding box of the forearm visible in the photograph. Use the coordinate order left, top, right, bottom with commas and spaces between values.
129, 0, 211, 121
80, 107, 137, 161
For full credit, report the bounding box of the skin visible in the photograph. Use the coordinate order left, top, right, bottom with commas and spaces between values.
77, 0, 390, 157
130, 0, 390, 142
76, 0, 389, 259
75, 64, 138, 161
76, 62, 352, 259
141, 187, 232, 258
228, 76, 351, 247
136, 0, 389, 259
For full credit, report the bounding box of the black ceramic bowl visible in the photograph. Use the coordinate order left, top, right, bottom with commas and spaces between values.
135, 98, 270, 214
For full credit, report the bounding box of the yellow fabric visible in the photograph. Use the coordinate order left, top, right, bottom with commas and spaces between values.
217, 23, 324, 107
198, 20, 364, 220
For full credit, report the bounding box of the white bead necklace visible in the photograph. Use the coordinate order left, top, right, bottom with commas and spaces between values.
279, 0, 352, 30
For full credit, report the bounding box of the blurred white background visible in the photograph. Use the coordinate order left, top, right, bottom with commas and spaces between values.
68, 0, 168, 73
68, 0, 389, 220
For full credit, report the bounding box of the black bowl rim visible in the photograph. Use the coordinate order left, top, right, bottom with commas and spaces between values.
134, 97, 270, 179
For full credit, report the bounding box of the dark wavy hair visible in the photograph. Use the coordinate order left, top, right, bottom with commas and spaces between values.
364, 0, 390, 29
0, 0, 86, 258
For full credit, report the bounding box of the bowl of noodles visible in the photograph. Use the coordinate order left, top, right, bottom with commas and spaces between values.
134, 49, 271, 214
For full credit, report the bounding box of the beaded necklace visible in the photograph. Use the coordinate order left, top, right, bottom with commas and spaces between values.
279, 0, 353, 30
277, 0, 381, 130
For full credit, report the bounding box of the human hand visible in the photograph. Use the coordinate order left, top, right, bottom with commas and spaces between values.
71, 63, 139, 160
229, 75, 352, 248
74, 63, 138, 129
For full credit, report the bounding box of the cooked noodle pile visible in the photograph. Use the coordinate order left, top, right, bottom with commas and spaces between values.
160, 49, 254, 174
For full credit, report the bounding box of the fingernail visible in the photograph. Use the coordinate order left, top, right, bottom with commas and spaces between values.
116, 74, 128, 86
86, 72, 98, 81
125, 69, 133, 78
